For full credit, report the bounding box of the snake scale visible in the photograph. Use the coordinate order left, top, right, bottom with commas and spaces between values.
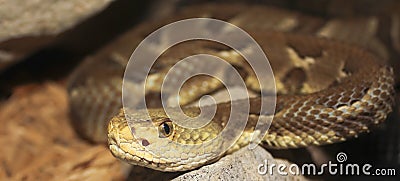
68, 4, 395, 172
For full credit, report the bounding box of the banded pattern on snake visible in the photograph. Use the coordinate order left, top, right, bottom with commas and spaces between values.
68, 4, 395, 172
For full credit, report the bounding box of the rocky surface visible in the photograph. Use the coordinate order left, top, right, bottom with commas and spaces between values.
0, 0, 114, 70
174, 146, 308, 181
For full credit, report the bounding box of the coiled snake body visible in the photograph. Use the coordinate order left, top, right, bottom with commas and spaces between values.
68, 4, 395, 172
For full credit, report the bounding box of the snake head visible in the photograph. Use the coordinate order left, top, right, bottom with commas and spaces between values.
107, 108, 222, 172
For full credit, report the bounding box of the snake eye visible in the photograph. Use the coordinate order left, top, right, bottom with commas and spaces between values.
158, 119, 173, 138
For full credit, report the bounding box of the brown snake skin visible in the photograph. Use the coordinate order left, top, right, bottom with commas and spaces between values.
68, 4, 395, 171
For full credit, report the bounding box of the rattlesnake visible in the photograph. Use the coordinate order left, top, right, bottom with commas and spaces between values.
68, 4, 395, 172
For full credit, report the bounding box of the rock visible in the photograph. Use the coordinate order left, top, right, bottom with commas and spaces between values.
0, 0, 114, 70
173, 145, 308, 181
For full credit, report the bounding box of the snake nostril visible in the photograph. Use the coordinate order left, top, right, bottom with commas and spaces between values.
141, 139, 150, 146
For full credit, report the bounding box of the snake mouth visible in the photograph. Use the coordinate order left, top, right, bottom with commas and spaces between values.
107, 111, 174, 171
107, 110, 208, 172
108, 130, 174, 171
107, 113, 147, 162
107, 118, 155, 168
